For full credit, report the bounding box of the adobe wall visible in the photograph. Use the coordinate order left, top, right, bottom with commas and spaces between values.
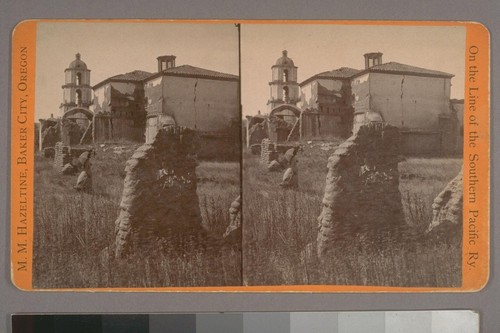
427, 168, 463, 233
114, 126, 201, 258
317, 123, 405, 259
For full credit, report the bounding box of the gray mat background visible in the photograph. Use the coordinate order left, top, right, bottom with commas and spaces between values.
0, 0, 498, 332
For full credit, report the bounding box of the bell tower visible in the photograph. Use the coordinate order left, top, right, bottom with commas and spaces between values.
60, 53, 92, 115
267, 50, 299, 112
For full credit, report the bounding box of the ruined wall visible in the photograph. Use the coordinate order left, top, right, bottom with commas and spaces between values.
248, 120, 269, 147
61, 119, 84, 146
54, 142, 91, 171
351, 73, 370, 114
93, 82, 146, 142
92, 85, 109, 114
268, 117, 293, 143
300, 112, 346, 140
41, 123, 61, 149
114, 126, 201, 258
94, 116, 145, 143
299, 78, 344, 110
316, 123, 405, 259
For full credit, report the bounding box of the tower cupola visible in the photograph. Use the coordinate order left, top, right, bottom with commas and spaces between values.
268, 50, 300, 111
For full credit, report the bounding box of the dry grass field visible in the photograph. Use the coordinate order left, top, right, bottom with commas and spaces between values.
33, 144, 241, 288
34, 139, 462, 289
243, 142, 463, 287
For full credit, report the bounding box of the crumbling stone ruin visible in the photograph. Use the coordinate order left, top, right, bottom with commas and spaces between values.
427, 168, 463, 233
53, 142, 91, 173
223, 195, 241, 241
279, 147, 300, 188
260, 139, 296, 169
114, 126, 202, 258
316, 123, 405, 259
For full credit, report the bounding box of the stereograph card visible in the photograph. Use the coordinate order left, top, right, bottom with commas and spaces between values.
10, 20, 490, 291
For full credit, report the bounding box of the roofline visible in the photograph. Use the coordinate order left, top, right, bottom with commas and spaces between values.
350, 68, 454, 80
299, 74, 352, 87
144, 71, 239, 82
92, 78, 146, 90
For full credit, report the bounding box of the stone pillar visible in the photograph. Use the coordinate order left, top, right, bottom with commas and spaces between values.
316, 123, 404, 259
53, 142, 72, 171
114, 126, 201, 258
260, 139, 278, 166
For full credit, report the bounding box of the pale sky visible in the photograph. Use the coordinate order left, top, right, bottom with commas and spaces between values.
35, 22, 466, 121
35, 21, 239, 120
241, 23, 466, 116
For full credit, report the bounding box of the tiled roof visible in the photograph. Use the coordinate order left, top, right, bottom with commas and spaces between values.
108, 70, 154, 81
93, 70, 153, 89
318, 67, 361, 79
158, 65, 239, 81
300, 67, 360, 86
94, 65, 238, 90
362, 62, 454, 78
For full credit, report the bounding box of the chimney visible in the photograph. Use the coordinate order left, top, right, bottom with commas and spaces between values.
157, 55, 177, 72
364, 52, 383, 69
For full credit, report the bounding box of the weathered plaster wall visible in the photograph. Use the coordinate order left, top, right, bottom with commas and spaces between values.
92, 85, 109, 113
451, 100, 464, 130
300, 78, 345, 111
351, 73, 370, 114
161, 76, 239, 133
144, 77, 163, 116
368, 73, 451, 130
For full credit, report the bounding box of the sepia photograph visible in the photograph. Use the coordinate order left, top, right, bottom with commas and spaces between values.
11, 20, 489, 291
241, 23, 466, 287
32, 21, 242, 288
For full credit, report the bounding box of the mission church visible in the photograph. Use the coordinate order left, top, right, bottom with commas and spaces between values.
247, 50, 463, 155
38, 53, 240, 159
